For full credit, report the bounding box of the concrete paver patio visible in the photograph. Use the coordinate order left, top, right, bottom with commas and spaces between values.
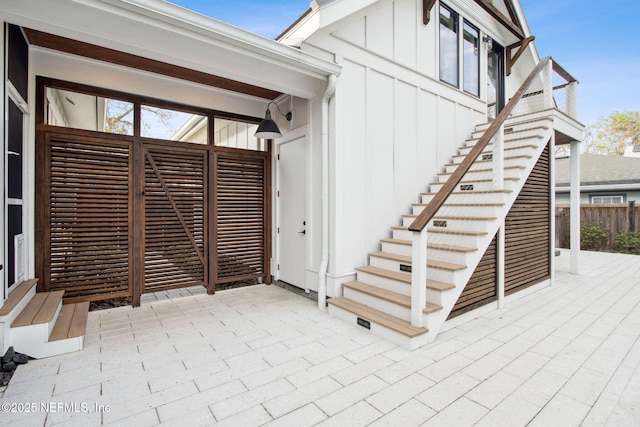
1, 249, 639, 426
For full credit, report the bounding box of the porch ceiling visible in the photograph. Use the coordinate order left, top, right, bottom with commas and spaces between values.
1, 0, 341, 100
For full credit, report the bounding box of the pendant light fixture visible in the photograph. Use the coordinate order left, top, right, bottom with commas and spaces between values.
254, 101, 292, 139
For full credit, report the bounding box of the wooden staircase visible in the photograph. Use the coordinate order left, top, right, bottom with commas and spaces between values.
0, 279, 89, 359
328, 114, 554, 349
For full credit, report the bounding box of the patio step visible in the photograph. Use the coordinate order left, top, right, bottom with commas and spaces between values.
0, 279, 38, 317
328, 297, 430, 350
7, 287, 88, 358
50, 302, 90, 341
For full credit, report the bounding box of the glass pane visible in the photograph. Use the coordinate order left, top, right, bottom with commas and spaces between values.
214, 118, 264, 151
45, 88, 134, 135
439, 4, 458, 87
463, 21, 479, 97
141, 106, 208, 143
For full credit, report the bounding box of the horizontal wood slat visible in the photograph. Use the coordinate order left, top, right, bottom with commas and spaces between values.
505, 144, 551, 294
215, 154, 267, 285
47, 134, 131, 299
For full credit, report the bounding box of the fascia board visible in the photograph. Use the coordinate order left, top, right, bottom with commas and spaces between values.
88, 0, 341, 78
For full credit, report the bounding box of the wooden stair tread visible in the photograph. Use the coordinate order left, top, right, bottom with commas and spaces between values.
412, 202, 504, 207
11, 291, 64, 327
453, 145, 538, 159
0, 279, 38, 316
429, 178, 519, 185
427, 280, 456, 291
392, 226, 488, 236
50, 302, 90, 341
357, 265, 410, 283
362, 257, 466, 275
403, 214, 497, 221
438, 165, 526, 176
427, 228, 487, 236
328, 297, 428, 338
425, 302, 443, 314
344, 281, 409, 307
445, 154, 532, 167
420, 190, 512, 195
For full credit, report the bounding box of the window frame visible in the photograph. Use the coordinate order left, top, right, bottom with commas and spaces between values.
438, 2, 482, 99
590, 195, 625, 204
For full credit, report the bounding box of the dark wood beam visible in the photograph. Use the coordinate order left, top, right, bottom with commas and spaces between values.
23, 28, 282, 100
506, 36, 534, 76
423, 0, 438, 25
504, 0, 522, 29
474, 0, 524, 39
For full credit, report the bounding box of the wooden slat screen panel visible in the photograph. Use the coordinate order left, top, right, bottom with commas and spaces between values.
47, 134, 131, 299
505, 143, 550, 294
144, 145, 208, 293
215, 152, 267, 284
449, 236, 497, 318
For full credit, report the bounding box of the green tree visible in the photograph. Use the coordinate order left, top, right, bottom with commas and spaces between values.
555, 111, 640, 157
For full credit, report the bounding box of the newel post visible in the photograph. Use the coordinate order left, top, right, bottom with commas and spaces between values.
543, 59, 554, 109
411, 229, 427, 327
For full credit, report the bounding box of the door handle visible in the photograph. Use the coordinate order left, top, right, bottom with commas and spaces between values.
298, 230, 306, 235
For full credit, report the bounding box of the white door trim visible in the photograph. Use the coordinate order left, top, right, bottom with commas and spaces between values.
275, 125, 311, 290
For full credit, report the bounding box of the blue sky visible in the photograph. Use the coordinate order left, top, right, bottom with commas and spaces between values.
169, 0, 638, 125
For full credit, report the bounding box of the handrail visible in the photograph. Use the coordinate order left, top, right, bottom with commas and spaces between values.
408, 56, 553, 232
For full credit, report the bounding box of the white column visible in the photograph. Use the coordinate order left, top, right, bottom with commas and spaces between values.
493, 124, 504, 190
411, 229, 427, 328
570, 140, 581, 274
543, 59, 554, 109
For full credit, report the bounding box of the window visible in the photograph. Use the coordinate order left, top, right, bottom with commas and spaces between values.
439, 4, 458, 87
141, 105, 207, 143
463, 21, 480, 96
591, 195, 624, 204
439, 4, 481, 97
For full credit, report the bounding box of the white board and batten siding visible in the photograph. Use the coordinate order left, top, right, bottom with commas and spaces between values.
295, 0, 488, 292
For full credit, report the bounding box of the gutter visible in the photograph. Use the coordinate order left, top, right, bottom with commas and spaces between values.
318, 74, 337, 311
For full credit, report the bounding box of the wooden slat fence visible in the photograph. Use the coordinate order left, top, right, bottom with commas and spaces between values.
556, 202, 639, 250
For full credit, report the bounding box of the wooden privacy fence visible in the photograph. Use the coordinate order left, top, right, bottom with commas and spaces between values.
556, 202, 639, 250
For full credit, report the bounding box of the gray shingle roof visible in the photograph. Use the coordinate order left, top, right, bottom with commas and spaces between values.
555, 153, 640, 187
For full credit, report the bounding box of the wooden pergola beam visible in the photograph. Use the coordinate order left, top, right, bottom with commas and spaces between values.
506, 36, 535, 75
474, 0, 524, 40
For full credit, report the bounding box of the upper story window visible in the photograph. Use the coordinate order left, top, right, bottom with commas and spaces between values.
439, 4, 458, 87
439, 3, 480, 98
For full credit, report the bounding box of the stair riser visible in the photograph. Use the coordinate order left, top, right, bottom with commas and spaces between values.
10, 324, 84, 359
328, 304, 431, 350
444, 157, 528, 174
427, 248, 473, 265
429, 179, 518, 193
420, 192, 508, 205
428, 231, 483, 248
400, 217, 494, 233
437, 167, 523, 183
456, 146, 537, 161
413, 204, 502, 218
356, 266, 457, 293
469, 124, 549, 140
356, 270, 410, 295
343, 287, 410, 321
394, 223, 491, 240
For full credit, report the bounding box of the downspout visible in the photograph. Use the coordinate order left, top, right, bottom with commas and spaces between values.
318, 74, 337, 311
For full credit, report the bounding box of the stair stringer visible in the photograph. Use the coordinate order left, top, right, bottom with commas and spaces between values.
420, 117, 555, 342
